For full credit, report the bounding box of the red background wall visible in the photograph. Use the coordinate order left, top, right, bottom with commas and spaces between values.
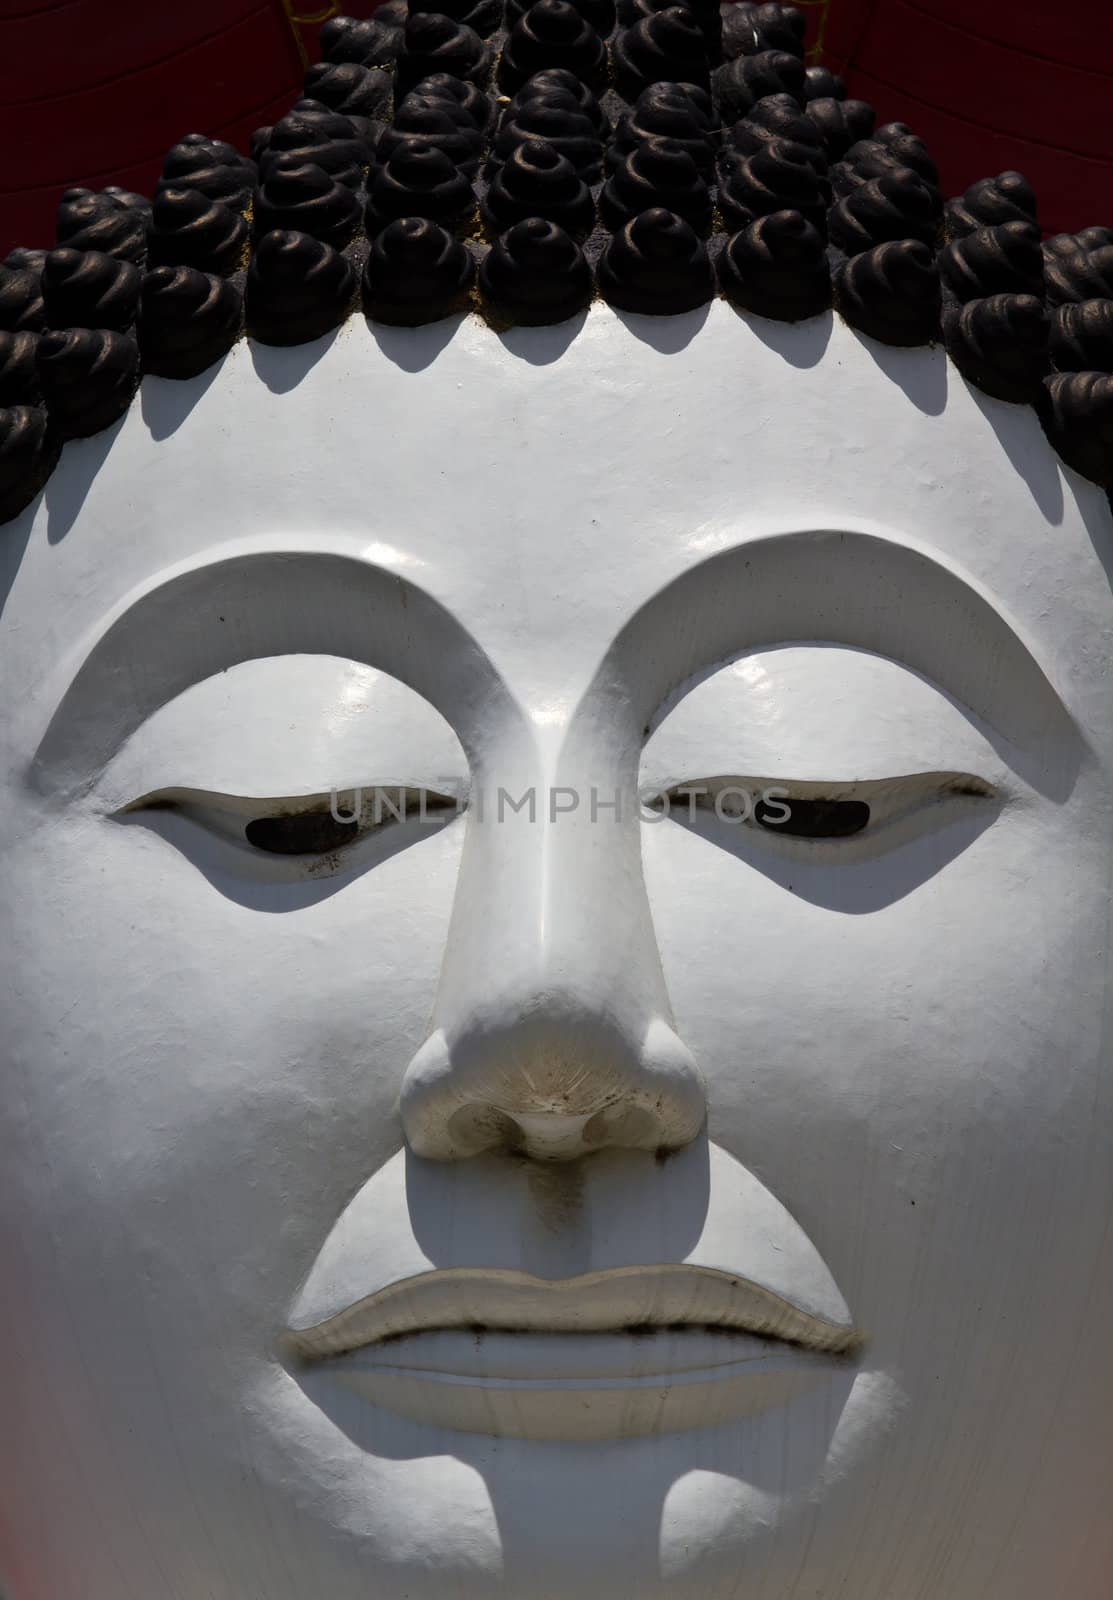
1, 0, 1110, 256
816, 0, 1111, 240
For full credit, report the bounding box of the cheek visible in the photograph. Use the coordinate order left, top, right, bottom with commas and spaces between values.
643, 801, 1113, 1342
2, 811, 462, 1331
0, 804, 488, 1595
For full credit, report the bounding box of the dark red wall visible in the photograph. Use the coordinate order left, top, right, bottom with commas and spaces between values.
818, 0, 1112, 238
0, 0, 380, 255
1, 0, 1110, 255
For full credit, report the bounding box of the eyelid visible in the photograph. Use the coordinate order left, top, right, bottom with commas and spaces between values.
118, 784, 463, 852
673, 772, 996, 804
656, 771, 997, 838
120, 784, 464, 813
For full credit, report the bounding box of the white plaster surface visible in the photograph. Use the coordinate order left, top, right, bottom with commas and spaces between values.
1, 303, 1112, 1597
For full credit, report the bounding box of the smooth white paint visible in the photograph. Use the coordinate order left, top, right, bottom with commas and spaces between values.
1, 303, 1112, 1598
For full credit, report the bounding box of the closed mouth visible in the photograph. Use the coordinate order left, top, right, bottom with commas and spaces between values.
286, 1264, 863, 1441
286, 1262, 861, 1358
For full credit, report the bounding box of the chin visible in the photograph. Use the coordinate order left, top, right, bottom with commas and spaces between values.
246, 1359, 901, 1600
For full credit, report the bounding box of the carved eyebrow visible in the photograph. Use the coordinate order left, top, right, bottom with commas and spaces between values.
584, 528, 1080, 803
30, 546, 517, 799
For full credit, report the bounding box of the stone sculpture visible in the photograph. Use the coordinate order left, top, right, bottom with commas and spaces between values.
1, 4, 1112, 1595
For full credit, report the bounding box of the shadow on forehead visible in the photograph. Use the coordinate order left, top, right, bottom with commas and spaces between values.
6, 300, 1103, 575
4, 308, 1109, 780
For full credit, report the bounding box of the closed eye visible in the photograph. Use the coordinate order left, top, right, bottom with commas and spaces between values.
121, 785, 461, 859
752, 794, 871, 838
244, 810, 362, 855
652, 772, 996, 842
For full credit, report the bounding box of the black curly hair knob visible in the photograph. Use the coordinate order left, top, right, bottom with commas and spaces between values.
302, 61, 392, 125
833, 128, 939, 202
804, 64, 845, 100
723, 93, 826, 174
481, 139, 596, 236
55, 188, 148, 264
245, 230, 358, 346
507, 0, 617, 35
713, 48, 806, 122
250, 124, 274, 166
263, 106, 369, 190
870, 124, 939, 189
491, 89, 605, 181
618, 78, 716, 129
616, 0, 721, 57
254, 155, 362, 248
0, 405, 59, 524
411, 0, 504, 37
395, 13, 491, 97
831, 147, 909, 202
718, 138, 828, 234
834, 237, 941, 346
1037, 371, 1113, 488
1042, 238, 1113, 307
720, 2, 805, 59
41, 248, 142, 331
1044, 228, 1113, 264
0, 250, 46, 332
407, 72, 496, 131
6, 248, 46, 272
137, 266, 243, 379
945, 171, 1037, 240
1051, 299, 1113, 373
379, 94, 486, 172
102, 184, 152, 217
601, 138, 712, 233
498, 1, 609, 93
509, 69, 610, 131
805, 96, 875, 161
938, 220, 1044, 302
480, 218, 592, 324
36, 328, 140, 439
608, 83, 717, 178
158, 135, 256, 211
0, 332, 41, 407
1074, 226, 1113, 254
376, 0, 409, 27
362, 217, 475, 324
597, 206, 715, 314
943, 292, 1050, 405
319, 14, 399, 65
148, 188, 249, 276
717, 208, 830, 320
366, 144, 476, 232
828, 169, 941, 256
613, 8, 712, 99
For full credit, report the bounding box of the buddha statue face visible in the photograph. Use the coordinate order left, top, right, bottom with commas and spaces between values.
1, 304, 1112, 1598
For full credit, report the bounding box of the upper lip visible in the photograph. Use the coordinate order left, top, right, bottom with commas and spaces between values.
284, 1145, 862, 1439
285, 1141, 860, 1372
285, 1262, 862, 1362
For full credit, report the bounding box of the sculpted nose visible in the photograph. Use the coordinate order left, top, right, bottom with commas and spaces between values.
399, 760, 706, 1163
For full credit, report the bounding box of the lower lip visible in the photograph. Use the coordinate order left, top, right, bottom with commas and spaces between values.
300, 1328, 851, 1441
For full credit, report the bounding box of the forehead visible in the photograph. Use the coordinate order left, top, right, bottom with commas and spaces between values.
3, 302, 1112, 717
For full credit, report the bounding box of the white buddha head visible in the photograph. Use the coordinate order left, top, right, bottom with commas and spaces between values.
2, 14, 1113, 1597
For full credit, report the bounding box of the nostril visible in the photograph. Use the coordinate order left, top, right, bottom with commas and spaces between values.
444, 1103, 519, 1156
581, 1103, 660, 1149
580, 1107, 615, 1148
400, 1015, 706, 1162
